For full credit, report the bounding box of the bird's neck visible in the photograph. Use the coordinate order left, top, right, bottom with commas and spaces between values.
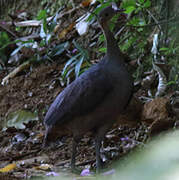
102, 24, 122, 57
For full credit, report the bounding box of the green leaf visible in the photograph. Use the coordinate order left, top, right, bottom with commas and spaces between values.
99, 47, 106, 53
167, 81, 177, 86
50, 42, 69, 56
125, 6, 136, 14
75, 56, 85, 78
48, 21, 57, 33
87, 2, 112, 22
0, 32, 10, 46
62, 54, 81, 75
159, 47, 169, 51
73, 40, 85, 53
42, 19, 47, 34
95, 2, 112, 15
37, 10, 47, 20
99, 34, 105, 43
137, 28, 144, 32
121, 0, 136, 9
128, 17, 140, 26
144, 0, 151, 8
62, 66, 75, 81
40, 39, 46, 47
121, 36, 137, 51
10, 46, 22, 56
73, 41, 89, 60
138, 0, 144, 3
3, 110, 38, 130
96, 0, 103, 3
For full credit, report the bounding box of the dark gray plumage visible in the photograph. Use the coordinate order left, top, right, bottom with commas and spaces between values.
43, 4, 133, 173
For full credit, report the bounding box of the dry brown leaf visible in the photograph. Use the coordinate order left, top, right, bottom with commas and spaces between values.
0, 163, 17, 173
34, 164, 52, 171
54, 24, 61, 34
58, 22, 75, 40
58, 29, 68, 39
67, 22, 75, 31
81, 0, 93, 7
142, 97, 170, 123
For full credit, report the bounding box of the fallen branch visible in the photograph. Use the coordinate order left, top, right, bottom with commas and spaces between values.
4, 5, 81, 28
1, 61, 31, 85
0, 149, 42, 162
0, 23, 18, 38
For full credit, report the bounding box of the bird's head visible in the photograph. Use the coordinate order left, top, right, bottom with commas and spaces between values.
98, 3, 125, 27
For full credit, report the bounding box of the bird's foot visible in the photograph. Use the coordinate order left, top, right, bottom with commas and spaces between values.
96, 159, 105, 174
71, 166, 82, 175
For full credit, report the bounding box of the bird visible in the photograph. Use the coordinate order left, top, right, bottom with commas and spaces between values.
43, 3, 133, 173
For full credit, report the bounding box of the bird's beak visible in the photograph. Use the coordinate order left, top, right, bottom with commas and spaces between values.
111, 2, 125, 13
115, 8, 125, 13
115, 8, 128, 20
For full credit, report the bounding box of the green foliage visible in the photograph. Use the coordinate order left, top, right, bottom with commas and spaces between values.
37, 9, 47, 20
86, 0, 155, 83
0, 8, 64, 66
92, 0, 151, 57
122, 0, 151, 14
35, 41, 69, 63
0, 32, 11, 65
120, 0, 179, 91
118, 0, 153, 81
49, 42, 69, 57
0, 31, 10, 46
61, 40, 91, 84
120, 0, 150, 55
159, 27, 179, 90
168, 60, 179, 90
36, 9, 57, 45
167, 74, 178, 87
3, 110, 38, 130
122, 0, 136, 14
159, 44, 179, 56
87, 0, 116, 22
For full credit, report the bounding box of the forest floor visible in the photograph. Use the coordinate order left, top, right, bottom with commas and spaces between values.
0, 1, 178, 179
0, 62, 148, 179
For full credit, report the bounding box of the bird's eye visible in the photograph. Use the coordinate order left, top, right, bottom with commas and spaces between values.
105, 13, 109, 17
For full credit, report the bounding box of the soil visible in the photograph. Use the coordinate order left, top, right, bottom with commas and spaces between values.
0, 62, 64, 122
0, 1, 177, 179
0, 62, 147, 179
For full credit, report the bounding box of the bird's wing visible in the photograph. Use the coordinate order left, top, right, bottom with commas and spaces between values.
44, 65, 113, 126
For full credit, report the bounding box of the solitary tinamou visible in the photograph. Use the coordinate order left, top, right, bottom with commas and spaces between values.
43, 4, 133, 173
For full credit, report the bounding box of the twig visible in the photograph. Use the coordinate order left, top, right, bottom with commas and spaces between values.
1, 61, 31, 85
153, 62, 167, 97
76, 159, 95, 166
4, 5, 81, 28
146, 9, 161, 31
0, 23, 18, 38
115, 26, 126, 38
127, 16, 179, 28
165, 0, 169, 43
57, 5, 81, 19
0, 149, 42, 162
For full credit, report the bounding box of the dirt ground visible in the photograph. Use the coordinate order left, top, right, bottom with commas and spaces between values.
0, 62, 64, 120
0, 1, 177, 178
0, 58, 177, 180
0, 62, 148, 179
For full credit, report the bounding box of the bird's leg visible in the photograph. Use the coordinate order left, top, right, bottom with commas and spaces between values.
71, 137, 80, 173
95, 124, 112, 173
95, 137, 103, 173
71, 138, 77, 169
42, 125, 52, 148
